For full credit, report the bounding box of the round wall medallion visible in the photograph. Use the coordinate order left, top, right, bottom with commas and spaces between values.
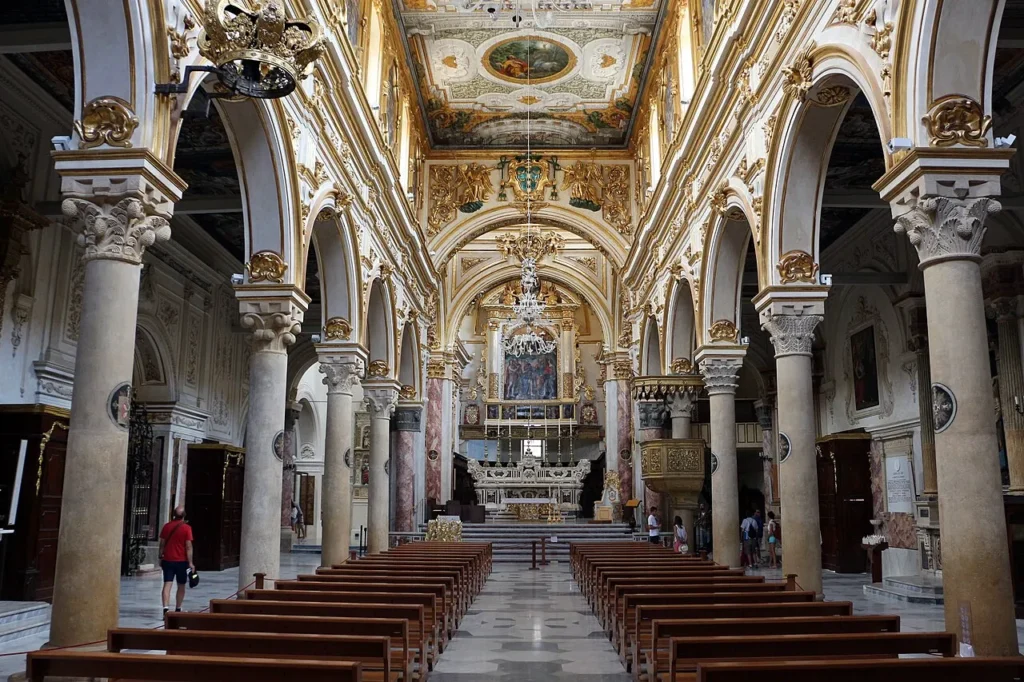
620, 448, 632, 462
428, 449, 440, 462
710, 453, 719, 475
107, 382, 132, 430
344, 448, 352, 468
779, 432, 792, 463
932, 383, 957, 433
272, 430, 285, 461
482, 36, 576, 85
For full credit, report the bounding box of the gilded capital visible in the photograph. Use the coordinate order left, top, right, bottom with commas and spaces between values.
894, 192, 1000, 266
699, 357, 743, 395
761, 313, 822, 358
320, 358, 363, 395
62, 197, 170, 265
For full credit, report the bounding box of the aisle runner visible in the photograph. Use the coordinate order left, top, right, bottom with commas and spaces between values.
431, 564, 629, 681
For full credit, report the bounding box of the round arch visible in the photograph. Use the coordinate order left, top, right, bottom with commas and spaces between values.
302, 187, 363, 337
663, 277, 697, 370
640, 317, 663, 375
365, 278, 397, 376
132, 316, 177, 403
763, 51, 892, 281
700, 207, 761, 345
397, 321, 421, 397
445, 263, 614, 348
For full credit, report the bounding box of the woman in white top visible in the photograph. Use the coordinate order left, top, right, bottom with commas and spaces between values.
673, 516, 688, 554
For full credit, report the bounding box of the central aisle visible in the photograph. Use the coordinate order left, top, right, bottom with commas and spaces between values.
432, 563, 630, 681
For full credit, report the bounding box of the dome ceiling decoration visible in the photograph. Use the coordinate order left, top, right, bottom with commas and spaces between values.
398, 0, 665, 148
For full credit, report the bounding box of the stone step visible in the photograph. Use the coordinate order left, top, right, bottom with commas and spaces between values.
863, 575, 945, 606
0, 603, 51, 644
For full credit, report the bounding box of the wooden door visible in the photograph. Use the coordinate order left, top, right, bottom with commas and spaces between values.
298, 474, 315, 528
817, 447, 839, 571
222, 455, 243, 567
836, 446, 872, 573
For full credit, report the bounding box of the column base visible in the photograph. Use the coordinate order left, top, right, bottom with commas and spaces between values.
280, 527, 294, 553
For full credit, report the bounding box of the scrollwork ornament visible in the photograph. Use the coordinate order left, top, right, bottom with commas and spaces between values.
761, 313, 822, 357
894, 193, 1000, 266
245, 251, 288, 283
323, 316, 352, 340
708, 319, 739, 343
924, 96, 992, 148
62, 197, 171, 264
699, 357, 742, 395
367, 359, 390, 378
74, 97, 138, 149
776, 250, 819, 284
364, 388, 399, 416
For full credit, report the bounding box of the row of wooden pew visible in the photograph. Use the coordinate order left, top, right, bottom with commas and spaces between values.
570, 541, 1024, 682
26, 542, 492, 682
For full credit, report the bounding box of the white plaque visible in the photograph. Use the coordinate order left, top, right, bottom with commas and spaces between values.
885, 455, 915, 514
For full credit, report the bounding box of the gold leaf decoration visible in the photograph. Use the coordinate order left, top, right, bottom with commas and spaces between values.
399, 384, 416, 400
924, 96, 992, 148
74, 97, 139, 149
670, 357, 693, 375
245, 250, 287, 283
813, 85, 852, 107
367, 359, 390, 377
708, 319, 739, 343
781, 42, 815, 103
324, 316, 352, 340
777, 250, 819, 283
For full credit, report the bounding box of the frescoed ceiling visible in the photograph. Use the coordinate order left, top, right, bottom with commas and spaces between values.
397, 0, 665, 149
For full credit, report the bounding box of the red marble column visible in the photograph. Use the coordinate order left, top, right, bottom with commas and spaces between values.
395, 405, 421, 532
425, 376, 443, 502
616, 384, 633, 503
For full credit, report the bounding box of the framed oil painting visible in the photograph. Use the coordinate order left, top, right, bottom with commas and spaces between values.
484, 36, 575, 85
850, 325, 880, 411
503, 343, 558, 401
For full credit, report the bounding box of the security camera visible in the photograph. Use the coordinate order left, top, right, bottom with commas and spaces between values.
231, 273, 244, 285
311, 334, 322, 343
996, 134, 1017, 149
820, 273, 833, 286
51, 136, 72, 152
887, 137, 913, 153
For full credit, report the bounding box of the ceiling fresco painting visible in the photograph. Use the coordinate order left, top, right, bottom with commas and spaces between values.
398, 0, 664, 148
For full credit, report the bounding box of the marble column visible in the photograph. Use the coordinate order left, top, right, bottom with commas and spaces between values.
364, 383, 398, 554
50, 193, 172, 647
235, 287, 305, 589
699, 356, 743, 568
612, 359, 634, 503
318, 353, 363, 567
424, 358, 446, 503
893, 190, 1017, 655
904, 302, 938, 495
281, 398, 302, 550
754, 399, 778, 511
761, 312, 825, 597
668, 390, 695, 439
990, 297, 1024, 491
395, 404, 423, 532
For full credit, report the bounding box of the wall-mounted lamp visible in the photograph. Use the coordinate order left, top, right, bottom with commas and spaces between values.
230, 273, 244, 285
311, 334, 322, 343
740, 336, 750, 345
820, 273, 833, 286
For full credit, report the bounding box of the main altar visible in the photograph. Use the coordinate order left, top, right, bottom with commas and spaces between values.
467, 452, 590, 516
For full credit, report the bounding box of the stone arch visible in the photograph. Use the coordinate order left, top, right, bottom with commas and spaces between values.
132, 317, 176, 403
700, 212, 757, 345
900, 0, 1004, 144
444, 262, 614, 348
640, 317, 663, 375
663, 278, 696, 370
397, 321, 421, 397
365, 278, 397, 376
304, 187, 363, 337
764, 60, 892, 282
286, 336, 319, 399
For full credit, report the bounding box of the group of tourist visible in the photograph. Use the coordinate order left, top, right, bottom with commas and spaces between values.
645, 504, 779, 568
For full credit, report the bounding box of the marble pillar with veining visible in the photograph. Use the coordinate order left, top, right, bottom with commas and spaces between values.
425, 372, 444, 503
50, 193, 173, 647
615, 379, 633, 504
395, 405, 422, 532
990, 297, 1024, 490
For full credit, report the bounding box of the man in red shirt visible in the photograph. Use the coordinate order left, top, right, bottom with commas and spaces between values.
159, 506, 194, 615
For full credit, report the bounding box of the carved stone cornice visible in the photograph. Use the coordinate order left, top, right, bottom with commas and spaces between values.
894, 190, 1000, 267
363, 383, 399, 418
698, 357, 743, 395
62, 197, 170, 264
631, 374, 704, 400
319, 357, 364, 395
668, 390, 696, 419
235, 285, 309, 354
761, 313, 822, 358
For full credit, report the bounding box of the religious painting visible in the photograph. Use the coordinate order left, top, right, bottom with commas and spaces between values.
483, 37, 575, 85
850, 325, 880, 411
503, 345, 558, 401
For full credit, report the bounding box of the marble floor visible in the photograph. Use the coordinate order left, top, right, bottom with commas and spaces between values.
1, 554, 1022, 680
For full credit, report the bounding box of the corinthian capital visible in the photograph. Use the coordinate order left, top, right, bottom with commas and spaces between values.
320, 358, 364, 395
241, 309, 301, 353
894, 192, 1000, 267
62, 197, 170, 264
761, 313, 822, 358
699, 357, 743, 395
364, 385, 399, 418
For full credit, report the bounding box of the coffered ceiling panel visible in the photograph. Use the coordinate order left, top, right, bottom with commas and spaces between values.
398, 0, 664, 149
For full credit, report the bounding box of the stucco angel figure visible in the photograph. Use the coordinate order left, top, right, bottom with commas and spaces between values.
561, 160, 603, 211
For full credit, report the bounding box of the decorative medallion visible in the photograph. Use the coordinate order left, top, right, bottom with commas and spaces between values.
781, 42, 815, 102
779, 432, 792, 463
813, 85, 852, 107
245, 250, 287, 283
107, 382, 132, 430
495, 231, 564, 262
344, 448, 351, 468
399, 384, 417, 400
710, 453, 720, 475
324, 316, 352, 341
670, 357, 693, 375
75, 97, 139, 149
708, 319, 739, 343
581, 403, 598, 425
465, 404, 480, 425
428, 449, 440, 462
777, 250, 819, 283
499, 155, 555, 205
367, 359, 390, 377
483, 36, 576, 85
932, 383, 957, 433
272, 430, 285, 461
924, 96, 992, 148
620, 448, 632, 463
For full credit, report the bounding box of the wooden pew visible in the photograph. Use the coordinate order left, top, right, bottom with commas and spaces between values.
208, 598, 428, 677
695, 658, 1024, 682
247, 589, 442, 666
107, 628, 392, 681
167, 611, 412, 682
604, 580, 784, 632
351, 557, 479, 597
586, 564, 736, 602
639, 615, 901, 682
315, 568, 468, 617
621, 599, 849, 671
590, 568, 747, 611
669, 632, 956, 681
599, 575, 766, 622
25, 651, 361, 682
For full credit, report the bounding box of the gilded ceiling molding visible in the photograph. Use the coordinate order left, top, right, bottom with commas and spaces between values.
781, 41, 815, 102
708, 319, 739, 343
495, 231, 565, 262
75, 97, 139, 149
923, 96, 992, 148
776, 250, 819, 284
245, 251, 288, 284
